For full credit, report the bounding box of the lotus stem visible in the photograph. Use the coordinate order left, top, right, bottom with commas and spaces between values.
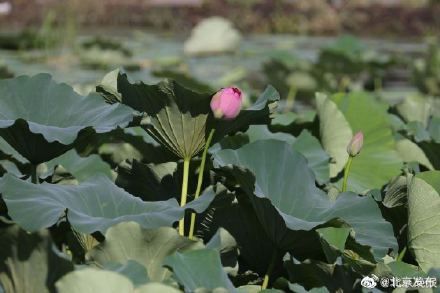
342, 156, 353, 192
189, 129, 216, 240
31, 164, 38, 184
284, 85, 297, 113
178, 158, 191, 236
397, 246, 407, 261
262, 249, 277, 289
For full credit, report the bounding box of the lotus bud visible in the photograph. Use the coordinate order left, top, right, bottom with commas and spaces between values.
210, 87, 242, 120
347, 131, 364, 157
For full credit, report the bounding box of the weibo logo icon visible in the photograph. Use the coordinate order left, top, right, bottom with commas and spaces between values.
361, 274, 379, 289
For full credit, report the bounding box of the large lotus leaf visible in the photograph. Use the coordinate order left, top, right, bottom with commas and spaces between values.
315, 93, 352, 177
213, 140, 397, 259
164, 249, 237, 292
87, 222, 202, 282
43, 149, 113, 182
99, 70, 279, 159
408, 171, 440, 272
103, 260, 150, 287
0, 174, 215, 233
316, 227, 351, 263
396, 139, 434, 170
396, 94, 432, 127
316, 92, 402, 193
0, 74, 134, 164
246, 126, 329, 184
55, 268, 181, 293
0, 225, 73, 293
56, 269, 135, 293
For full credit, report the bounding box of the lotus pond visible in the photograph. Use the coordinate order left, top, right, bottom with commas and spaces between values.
0, 32, 439, 292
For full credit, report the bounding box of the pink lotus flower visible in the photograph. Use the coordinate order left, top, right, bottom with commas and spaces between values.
210, 87, 242, 120
347, 131, 364, 157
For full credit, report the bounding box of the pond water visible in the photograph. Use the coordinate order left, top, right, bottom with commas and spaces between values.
0, 30, 426, 90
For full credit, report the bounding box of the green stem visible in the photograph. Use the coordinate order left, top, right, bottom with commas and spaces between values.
342, 156, 353, 192
397, 246, 407, 261
178, 158, 191, 236
31, 164, 38, 184
189, 129, 216, 240
262, 250, 277, 290
284, 85, 297, 113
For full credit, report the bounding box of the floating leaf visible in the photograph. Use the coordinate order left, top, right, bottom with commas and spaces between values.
0, 174, 215, 233
0, 74, 134, 164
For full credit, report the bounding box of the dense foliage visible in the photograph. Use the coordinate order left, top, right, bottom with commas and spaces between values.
0, 38, 440, 293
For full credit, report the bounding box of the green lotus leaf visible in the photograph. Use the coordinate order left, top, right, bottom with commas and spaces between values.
0, 225, 73, 293
55, 268, 181, 293
217, 126, 330, 184
0, 174, 215, 233
316, 92, 402, 193
164, 249, 237, 293
315, 93, 352, 177
56, 269, 135, 293
43, 149, 113, 182
316, 227, 351, 263
87, 222, 202, 282
408, 171, 440, 272
0, 74, 134, 164
396, 94, 432, 127
291, 131, 330, 185
102, 260, 150, 287
213, 140, 397, 259
98, 70, 279, 159
395, 139, 434, 170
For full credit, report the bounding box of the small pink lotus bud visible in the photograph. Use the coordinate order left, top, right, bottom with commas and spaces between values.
347, 131, 364, 157
210, 87, 242, 120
